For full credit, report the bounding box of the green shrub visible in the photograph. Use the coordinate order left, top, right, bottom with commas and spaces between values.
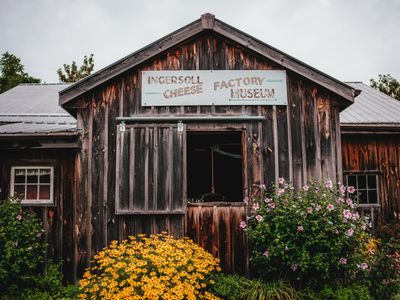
211, 274, 299, 300
210, 274, 251, 299
301, 284, 372, 300
0, 198, 46, 293
368, 223, 400, 299
245, 179, 371, 288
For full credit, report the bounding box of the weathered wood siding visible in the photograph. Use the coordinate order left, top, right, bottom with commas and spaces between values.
0, 149, 75, 283
68, 32, 345, 280
185, 203, 248, 274
342, 134, 400, 224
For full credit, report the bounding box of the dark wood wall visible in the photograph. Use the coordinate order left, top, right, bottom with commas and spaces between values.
342, 134, 400, 224
68, 32, 345, 281
0, 148, 75, 283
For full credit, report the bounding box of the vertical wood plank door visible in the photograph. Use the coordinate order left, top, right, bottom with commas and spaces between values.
115, 124, 187, 215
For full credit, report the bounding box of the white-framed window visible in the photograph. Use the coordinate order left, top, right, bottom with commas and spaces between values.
10, 166, 54, 205
345, 173, 379, 207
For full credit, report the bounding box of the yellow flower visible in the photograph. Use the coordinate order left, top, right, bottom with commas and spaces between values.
78, 233, 221, 299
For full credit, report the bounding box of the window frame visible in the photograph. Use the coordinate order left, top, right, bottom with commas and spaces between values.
344, 172, 380, 208
10, 166, 55, 206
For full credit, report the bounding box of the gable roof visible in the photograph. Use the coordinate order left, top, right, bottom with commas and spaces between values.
60, 13, 358, 107
340, 82, 400, 130
0, 83, 77, 135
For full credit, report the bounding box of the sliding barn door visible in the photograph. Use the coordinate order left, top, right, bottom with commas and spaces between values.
115, 124, 187, 215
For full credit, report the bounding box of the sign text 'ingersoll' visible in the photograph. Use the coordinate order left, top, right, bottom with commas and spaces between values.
141, 70, 288, 106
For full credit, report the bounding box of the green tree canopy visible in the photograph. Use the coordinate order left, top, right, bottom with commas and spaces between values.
370, 74, 400, 101
0, 52, 41, 93
57, 54, 94, 83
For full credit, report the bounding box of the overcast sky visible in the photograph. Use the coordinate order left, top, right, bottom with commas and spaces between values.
1, 0, 399, 84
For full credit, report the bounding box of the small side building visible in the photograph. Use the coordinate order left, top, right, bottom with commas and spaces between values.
0, 83, 79, 281
341, 82, 400, 225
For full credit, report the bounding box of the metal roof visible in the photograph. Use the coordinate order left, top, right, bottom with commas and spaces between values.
340, 82, 400, 125
0, 83, 77, 135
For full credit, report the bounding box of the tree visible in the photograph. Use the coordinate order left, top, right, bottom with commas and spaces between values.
370, 74, 400, 101
0, 52, 41, 93
57, 54, 94, 83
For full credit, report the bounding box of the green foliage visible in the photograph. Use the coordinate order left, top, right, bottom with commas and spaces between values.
0, 199, 77, 299
368, 223, 400, 299
210, 274, 251, 299
301, 284, 372, 300
370, 74, 400, 100
57, 54, 94, 83
0, 198, 46, 293
245, 179, 371, 288
211, 274, 300, 300
0, 52, 41, 93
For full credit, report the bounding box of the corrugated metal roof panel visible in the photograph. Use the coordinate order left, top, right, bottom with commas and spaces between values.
0, 122, 76, 134
0, 83, 77, 134
340, 82, 400, 124
0, 83, 72, 114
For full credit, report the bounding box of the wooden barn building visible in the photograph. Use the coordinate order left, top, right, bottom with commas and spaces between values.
341, 82, 400, 225
3, 14, 398, 282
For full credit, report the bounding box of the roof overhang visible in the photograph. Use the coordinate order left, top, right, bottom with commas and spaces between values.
60, 13, 357, 108
341, 123, 400, 134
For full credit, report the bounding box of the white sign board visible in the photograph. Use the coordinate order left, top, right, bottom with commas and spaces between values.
141, 70, 288, 106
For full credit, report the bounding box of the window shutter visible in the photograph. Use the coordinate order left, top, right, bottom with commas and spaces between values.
115, 124, 187, 214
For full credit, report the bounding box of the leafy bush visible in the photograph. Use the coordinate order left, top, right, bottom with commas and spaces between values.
368, 223, 400, 299
210, 274, 300, 300
0, 198, 46, 293
210, 274, 250, 300
79, 233, 221, 299
244, 179, 371, 288
301, 284, 372, 300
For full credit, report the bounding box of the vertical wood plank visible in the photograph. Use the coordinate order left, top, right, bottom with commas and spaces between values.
272, 106, 279, 186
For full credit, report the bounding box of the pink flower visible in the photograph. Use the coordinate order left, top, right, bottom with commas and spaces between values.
16, 215, 22, 221
325, 179, 333, 189
263, 250, 269, 257
307, 207, 313, 214
346, 228, 354, 237
264, 197, 272, 203
339, 184, 346, 195
277, 188, 285, 196
358, 263, 369, 270
343, 209, 352, 219
252, 202, 260, 210
297, 225, 304, 232
352, 212, 359, 221
303, 184, 309, 191
339, 258, 347, 265
346, 198, 353, 206
327, 204, 334, 212
255, 215, 263, 222
347, 186, 356, 194
268, 202, 276, 209
239, 221, 247, 229
290, 264, 298, 271
278, 177, 285, 185
259, 184, 266, 189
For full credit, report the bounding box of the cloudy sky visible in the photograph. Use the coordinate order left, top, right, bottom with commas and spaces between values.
1, 0, 399, 84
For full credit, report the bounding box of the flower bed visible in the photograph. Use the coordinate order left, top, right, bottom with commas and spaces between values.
79, 233, 221, 299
